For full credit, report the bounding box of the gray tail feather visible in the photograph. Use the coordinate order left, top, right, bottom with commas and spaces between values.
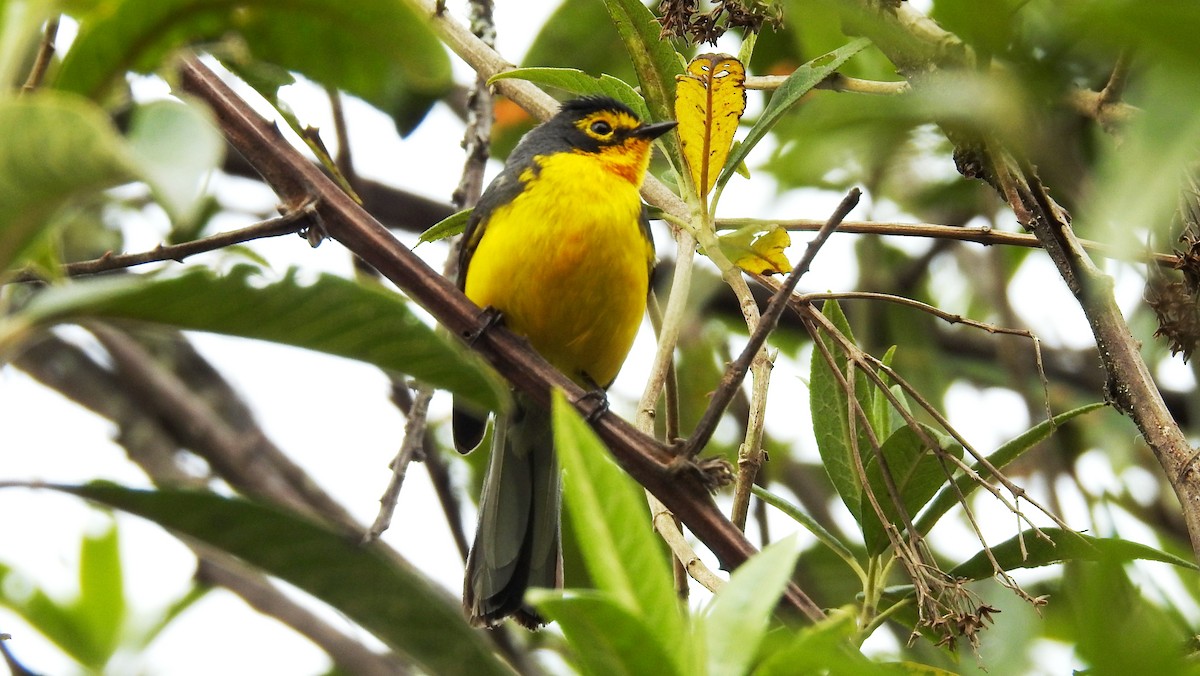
464, 396, 562, 628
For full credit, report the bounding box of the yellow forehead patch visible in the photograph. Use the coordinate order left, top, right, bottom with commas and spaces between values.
575, 110, 643, 138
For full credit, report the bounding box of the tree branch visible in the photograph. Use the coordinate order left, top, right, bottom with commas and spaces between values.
833, 0, 1200, 558
717, 217, 1179, 268
10, 203, 318, 283
177, 57, 825, 622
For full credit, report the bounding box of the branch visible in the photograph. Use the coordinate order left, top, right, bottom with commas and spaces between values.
717, 217, 1179, 268
20, 15, 59, 94
835, 0, 1200, 558
683, 189, 860, 458
746, 72, 909, 95
177, 57, 825, 622
10, 203, 318, 283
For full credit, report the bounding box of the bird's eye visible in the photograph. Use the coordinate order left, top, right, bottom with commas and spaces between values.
590, 120, 613, 136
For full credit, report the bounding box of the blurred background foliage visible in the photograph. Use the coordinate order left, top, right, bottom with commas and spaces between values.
3, 0, 1200, 673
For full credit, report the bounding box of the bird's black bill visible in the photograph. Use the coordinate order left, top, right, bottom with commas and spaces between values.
633, 120, 678, 139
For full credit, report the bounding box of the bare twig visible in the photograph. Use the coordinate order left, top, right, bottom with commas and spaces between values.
684, 189, 860, 458
9, 202, 318, 284
717, 217, 1179, 268
364, 385, 434, 543
1097, 51, 1134, 109
745, 72, 909, 95
20, 16, 59, 94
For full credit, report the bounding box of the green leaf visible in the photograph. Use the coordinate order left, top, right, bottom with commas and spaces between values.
74, 519, 124, 665
0, 561, 105, 667
861, 425, 962, 555
56, 0, 451, 133
417, 208, 473, 246
551, 392, 685, 661
808, 298, 871, 521
951, 528, 1200, 581
717, 38, 871, 189
126, 98, 224, 227
0, 92, 136, 272
756, 609, 883, 675
600, 0, 684, 170
915, 402, 1106, 535
490, 68, 649, 121
751, 485, 860, 574
10, 267, 508, 413
530, 590, 682, 676
523, 0, 632, 81
870, 346, 898, 435
703, 536, 801, 676
50, 483, 510, 676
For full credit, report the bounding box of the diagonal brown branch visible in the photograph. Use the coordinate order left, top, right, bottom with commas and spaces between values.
177, 57, 826, 622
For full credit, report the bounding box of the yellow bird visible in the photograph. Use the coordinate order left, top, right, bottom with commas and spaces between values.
454, 96, 675, 628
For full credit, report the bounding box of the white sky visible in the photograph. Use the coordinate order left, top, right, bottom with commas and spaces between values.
1, 0, 1186, 673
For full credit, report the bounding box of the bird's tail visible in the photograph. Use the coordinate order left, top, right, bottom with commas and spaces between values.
464, 395, 562, 628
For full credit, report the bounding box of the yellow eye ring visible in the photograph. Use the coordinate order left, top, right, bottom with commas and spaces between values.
589, 120, 613, 136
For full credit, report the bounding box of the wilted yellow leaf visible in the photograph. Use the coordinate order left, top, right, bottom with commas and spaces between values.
675, 53, 747, 199
718, 224, 793, 275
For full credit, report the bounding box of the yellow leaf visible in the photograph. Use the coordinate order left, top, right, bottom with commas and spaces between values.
719, 224, 792, 275
674, 53, 747, 199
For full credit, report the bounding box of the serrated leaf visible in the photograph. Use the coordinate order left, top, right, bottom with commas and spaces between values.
417, 208, 472, 246
675, 53, 746, 198
717, 38, 871, 189
860, 425, 962, 555
0, 92, 136, 272
704, 536, 801, 676
717, 223, 791, 274
551, 392, 685, 662
126, 98, 224, 227
50, 483, 509, 676
490, 68, 648, 121
530, 590, 681, 676
56, 0, 451, 133
951, 528, 1199, 581
915, 402, 1106, 534
9, 267, 508, 413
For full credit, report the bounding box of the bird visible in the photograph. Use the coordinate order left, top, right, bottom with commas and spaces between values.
453, 95, 676, 628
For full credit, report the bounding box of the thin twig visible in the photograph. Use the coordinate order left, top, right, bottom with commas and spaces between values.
684, 189, 860, 458
797, 290, 1053, 421
328, 86, 360, 194
9, 201, 319, 284
1097, 51, 1133, 110
745, 72, 910, 95
363, 385, 434, 543
716, 217, 1179, 268
20, 16, 60, 94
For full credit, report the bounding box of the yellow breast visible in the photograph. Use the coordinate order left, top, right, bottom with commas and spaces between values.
463, 151, 653, 387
